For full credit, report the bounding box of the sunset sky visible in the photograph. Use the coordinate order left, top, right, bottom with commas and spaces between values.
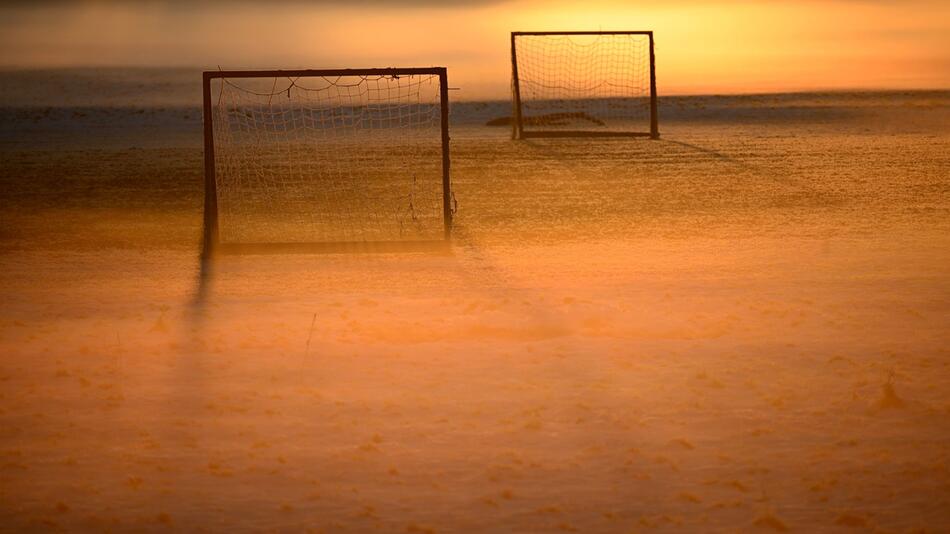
1, 0, 948, 98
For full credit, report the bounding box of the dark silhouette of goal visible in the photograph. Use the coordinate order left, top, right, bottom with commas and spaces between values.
202, 68, 453, 255
510, 31, 659, 140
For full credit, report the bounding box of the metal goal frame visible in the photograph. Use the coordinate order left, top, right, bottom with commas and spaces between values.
510, 31, 659, 140
201, 67, 453, 255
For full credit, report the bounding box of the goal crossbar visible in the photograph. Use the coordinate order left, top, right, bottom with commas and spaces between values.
511, 31, 655, 36
202, 67, 453, 255
510, 31, 659, 140
205, 68, 449, 80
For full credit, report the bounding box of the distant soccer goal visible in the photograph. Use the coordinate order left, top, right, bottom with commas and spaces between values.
202, 68, 453, 254
510, 31, 658, 139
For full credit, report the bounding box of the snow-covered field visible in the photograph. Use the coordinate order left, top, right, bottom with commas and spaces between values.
1, 70, 948, 532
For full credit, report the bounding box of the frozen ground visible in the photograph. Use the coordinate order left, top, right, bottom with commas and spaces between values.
0, 70, 949, 532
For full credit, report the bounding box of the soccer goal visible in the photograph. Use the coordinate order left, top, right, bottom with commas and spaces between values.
202, 68, 453, 254
510, 31, 658, 140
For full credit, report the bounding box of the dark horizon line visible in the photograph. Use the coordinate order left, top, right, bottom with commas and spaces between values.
0, 65, 947, 100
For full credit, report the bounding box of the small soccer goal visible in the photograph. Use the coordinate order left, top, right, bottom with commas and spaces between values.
202, 68, 453, 254
510, 31, 658, 140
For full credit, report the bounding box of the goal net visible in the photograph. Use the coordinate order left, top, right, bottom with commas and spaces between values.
511, 32, 658, 139
202, 68, 452, 253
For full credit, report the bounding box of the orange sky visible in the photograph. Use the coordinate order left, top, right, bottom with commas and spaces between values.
0, 0, 947, 98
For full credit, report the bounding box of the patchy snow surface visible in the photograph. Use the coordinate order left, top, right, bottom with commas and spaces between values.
1, 75, 949, 531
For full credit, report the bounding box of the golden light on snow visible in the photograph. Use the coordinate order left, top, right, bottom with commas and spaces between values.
0, 0, 948, 531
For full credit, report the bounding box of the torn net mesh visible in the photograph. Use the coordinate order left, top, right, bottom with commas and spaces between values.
515, 34, 652, 132
212, 74, 444, 244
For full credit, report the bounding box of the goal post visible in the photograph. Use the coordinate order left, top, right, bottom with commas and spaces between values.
202, 68, 453, 255
510, 31, 659, 140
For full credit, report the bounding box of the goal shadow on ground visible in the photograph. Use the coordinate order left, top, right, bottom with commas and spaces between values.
659, 139, 754, 169
521, 135, 826, 195
521, 136, 752, 171
188, 239, 452, 319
